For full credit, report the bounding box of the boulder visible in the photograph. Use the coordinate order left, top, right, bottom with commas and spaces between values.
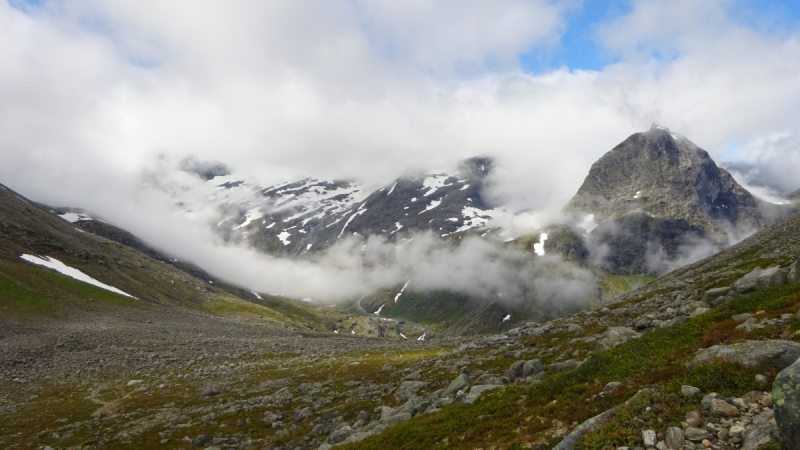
773, 355, 800, 448
642, 429, 656, 447
474, 373, 506, 385
327, 426, 354, 445
731, 266, 787, 295
685, 410, 704, 428
595, 327, 641, 351
742, 410, 780, 450
522, 359, 545, 377
552, 407, 617, 450
681, 385, 700, 397
549, 359, 580, 373
684, 427, 711, 442
789, 248, 800, 283
504, 360, 526, 380
665, 427, 684, 449
464, 385, 501, 404
702, 287, 730, 304
603, 382, 622, 392
394, 381, 427, 401
441, 373, 471, 398
688, 340, 800, 370
709, 399, 739, 418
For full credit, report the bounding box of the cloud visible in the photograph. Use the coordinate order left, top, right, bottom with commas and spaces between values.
0, 0, 799, 299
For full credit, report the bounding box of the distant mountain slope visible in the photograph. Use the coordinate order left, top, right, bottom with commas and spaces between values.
564, 124, 773, 275
165, 157, 502, 256
0, 183, 245, 309
0, 183, 351, 332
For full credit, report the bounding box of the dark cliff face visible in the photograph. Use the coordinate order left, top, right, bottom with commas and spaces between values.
564, 124, 766, 275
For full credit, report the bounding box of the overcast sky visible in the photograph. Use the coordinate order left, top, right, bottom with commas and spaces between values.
2, 0, 800, 260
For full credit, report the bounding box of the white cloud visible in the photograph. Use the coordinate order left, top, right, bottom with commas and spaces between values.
0, 0, 799, 299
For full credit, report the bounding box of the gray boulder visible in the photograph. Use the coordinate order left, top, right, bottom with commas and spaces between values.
789, 251, 799, 283
709, 399, 739, 418
394, 381, 427, 401
774, 355, 800, 448
473, 373, 507, 385
327, 426, 354, 445
684, 427, 711, 442
549, 359, 580, 373
703, 287, 730, 304
522, 359, 545, 377
731, 266, 787, 295
742, 410, 780, 450
688, 340, 800, 370
441, 373, 471, 398
665, 427, 684, 449
551, 407, 617, 450
464, 385, 501, 404
504, 360, 526, 380
595, 327, 641, 351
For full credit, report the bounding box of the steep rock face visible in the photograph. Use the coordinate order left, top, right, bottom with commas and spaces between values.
565, 124, 765, 275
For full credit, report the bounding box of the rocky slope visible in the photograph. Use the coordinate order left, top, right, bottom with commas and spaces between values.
563, 124, 782, 276
2, 207, 799, 450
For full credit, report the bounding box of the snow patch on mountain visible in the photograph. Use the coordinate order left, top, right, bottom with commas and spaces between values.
20, 254, 136, 298
59, 212, 93, 223
533, 233, 548, 256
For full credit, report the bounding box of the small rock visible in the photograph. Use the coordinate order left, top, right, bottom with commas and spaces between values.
755, 374, 767, 383
200, 388, 220, 397
701, 393, 719, 410
382, 363, 394, 371
681, 385, 700, 397
685, 410, 704, 428
604, 382, 622, 392
689, 307, 709, 318
642, 429, 656, 447
729, 425, 745, 438
127, 379, 144, 386
710, 399, 740, 417
684, 427, 711, 442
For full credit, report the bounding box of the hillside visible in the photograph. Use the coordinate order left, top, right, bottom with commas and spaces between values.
0, 183, 399, 337
2, 180, 799, 449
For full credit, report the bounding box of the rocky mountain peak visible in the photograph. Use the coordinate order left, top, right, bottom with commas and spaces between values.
563, 126, 766, 275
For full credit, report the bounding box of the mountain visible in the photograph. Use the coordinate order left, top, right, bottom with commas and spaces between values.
3, 186, 799, 450
563, 124, 773, 275
0, 183, 395, 337
173, 157, 502, 256
789, 188, 800, 201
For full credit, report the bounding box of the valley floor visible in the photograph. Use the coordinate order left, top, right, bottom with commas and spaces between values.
0, 308, 460, 450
